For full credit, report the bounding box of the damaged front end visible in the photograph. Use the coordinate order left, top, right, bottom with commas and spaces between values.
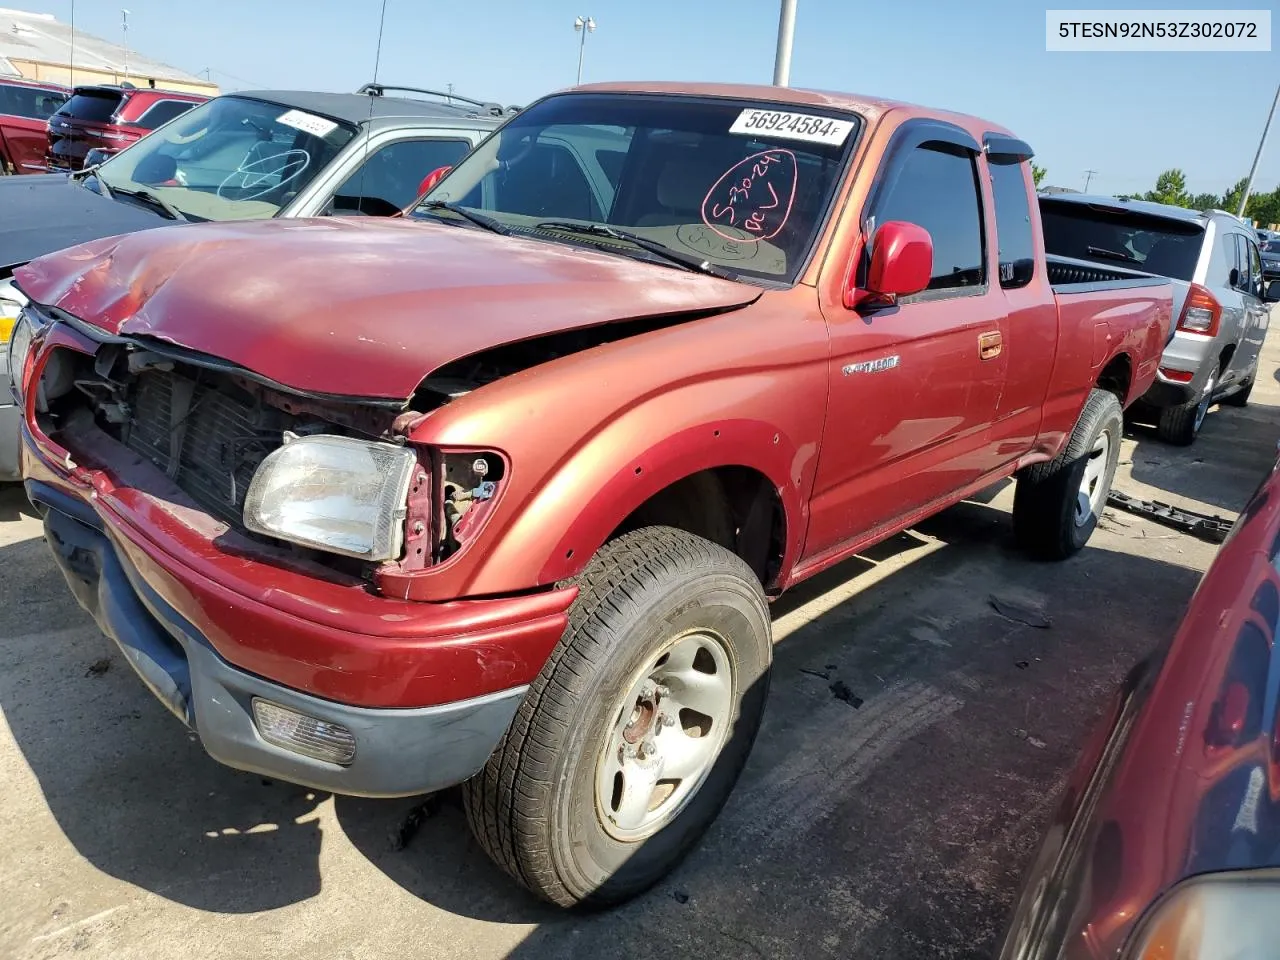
25, 312, 509, 585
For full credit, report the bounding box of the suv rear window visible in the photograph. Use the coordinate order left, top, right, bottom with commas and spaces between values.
57, 90, 124, 124
1040, 199, 1204, 281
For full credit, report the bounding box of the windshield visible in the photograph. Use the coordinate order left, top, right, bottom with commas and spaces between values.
94, 96, 357, 221
411, 93, 860, 284
1264, 240, 1280, 254
1040, 199, 1204, 281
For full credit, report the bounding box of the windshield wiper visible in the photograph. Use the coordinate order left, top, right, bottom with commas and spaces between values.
1085, 244, 1142, 265
110, 186, 187, 222
534, 220, 733, 279
418, 200, 511, 236
69, 164, 112, 199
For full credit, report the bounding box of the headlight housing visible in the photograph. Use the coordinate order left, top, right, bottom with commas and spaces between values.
1126, 870, 1280, 958
243, 434, 419, 561
6, 312, 33, 404
1, 278, 29, 393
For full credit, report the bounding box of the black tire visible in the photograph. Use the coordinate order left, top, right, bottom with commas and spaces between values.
1156, 364, 1218, 445
1013, 388, 1123, 560
1222, 377, 1254, 408
463, 525, 772, 908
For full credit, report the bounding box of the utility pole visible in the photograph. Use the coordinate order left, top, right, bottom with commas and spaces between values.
121, 9, 130, 81
446, 82, 454, 103
773, 0, 797, 87
1083, 169, 1098, 192
574, 16, 596, 86
1237, 81, 1280, 220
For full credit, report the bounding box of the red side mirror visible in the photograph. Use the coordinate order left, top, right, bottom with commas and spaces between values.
845, 221, 933, 309
418, 165, 452, 198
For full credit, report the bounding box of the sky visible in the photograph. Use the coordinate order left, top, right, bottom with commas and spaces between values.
19, 0, 1280, 200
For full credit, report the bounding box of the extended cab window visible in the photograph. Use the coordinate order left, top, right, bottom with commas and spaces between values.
414, 94, 860, 285
988, 161, 1035, 288
873, 143, 985, 291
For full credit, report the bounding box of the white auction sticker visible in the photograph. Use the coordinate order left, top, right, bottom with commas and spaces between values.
729, 109, 854, 145
276, 109, 338, 138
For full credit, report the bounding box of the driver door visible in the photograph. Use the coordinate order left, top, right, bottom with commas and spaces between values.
805, 125, 1007, 561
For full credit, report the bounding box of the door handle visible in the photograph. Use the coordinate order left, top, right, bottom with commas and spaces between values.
978, 331, 1003, 360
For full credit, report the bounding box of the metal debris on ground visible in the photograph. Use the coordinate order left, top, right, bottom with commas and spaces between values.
84, 658, 111, 677
389, 794, 442, 851
829, 680, 863, 708
988, 595, 1052, 629
1106, 490, 1233, 543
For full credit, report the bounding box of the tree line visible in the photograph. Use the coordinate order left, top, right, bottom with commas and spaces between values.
1128, 169, 1280, 227
1029, 164, 1279, 228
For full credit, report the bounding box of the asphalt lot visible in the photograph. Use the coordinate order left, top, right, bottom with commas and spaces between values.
3, 316, 1278, 960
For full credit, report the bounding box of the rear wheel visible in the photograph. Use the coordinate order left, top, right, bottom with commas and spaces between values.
1013, 388, 1123, 560
463, 525, 772, 907
1157, 364, 1218, 445
1221, 375, 1254, 408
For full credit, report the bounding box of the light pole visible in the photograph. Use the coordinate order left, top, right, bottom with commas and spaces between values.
574, 16, 595, 86
121, 8, 130, 81
1237, 81, 1280, 220
773, 0, 797, 87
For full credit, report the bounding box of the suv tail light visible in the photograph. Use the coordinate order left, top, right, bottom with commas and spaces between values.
1176, 283, 1221, 337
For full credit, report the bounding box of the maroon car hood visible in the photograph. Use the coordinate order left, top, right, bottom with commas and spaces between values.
15, 217, 758, 400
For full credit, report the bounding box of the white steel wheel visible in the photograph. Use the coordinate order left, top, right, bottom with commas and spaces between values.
595, 629, 735, 842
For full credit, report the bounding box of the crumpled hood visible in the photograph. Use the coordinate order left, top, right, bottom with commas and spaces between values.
16, 216, 759, 400
0, 174, 167, 273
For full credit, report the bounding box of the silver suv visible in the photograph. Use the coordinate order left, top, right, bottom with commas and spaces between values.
1040, 196, 1278, 444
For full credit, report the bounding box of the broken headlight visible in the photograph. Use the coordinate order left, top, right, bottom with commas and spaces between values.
243, 434, 418, 561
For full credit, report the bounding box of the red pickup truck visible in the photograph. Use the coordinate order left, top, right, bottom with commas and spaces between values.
11, 82, 1172, 907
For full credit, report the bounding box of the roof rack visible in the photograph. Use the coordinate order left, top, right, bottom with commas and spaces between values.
355, 83, 517, 117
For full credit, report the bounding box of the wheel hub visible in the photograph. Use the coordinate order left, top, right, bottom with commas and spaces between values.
595, 629, 735, 842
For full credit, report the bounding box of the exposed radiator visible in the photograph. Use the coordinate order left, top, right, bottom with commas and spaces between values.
123, 370, 299, 526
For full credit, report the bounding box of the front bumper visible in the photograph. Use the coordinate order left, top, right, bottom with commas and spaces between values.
29, 480, 527, 797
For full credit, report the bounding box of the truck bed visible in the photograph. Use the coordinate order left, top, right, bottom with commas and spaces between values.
1045, 253, 1162, 289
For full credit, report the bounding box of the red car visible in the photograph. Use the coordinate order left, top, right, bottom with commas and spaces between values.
0, 77, 68, 175
45, 83, 206, 172
12, 81, 1172, 907
1000, 452, 1280, 958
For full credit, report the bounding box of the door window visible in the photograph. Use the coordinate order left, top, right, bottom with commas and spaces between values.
873, 143, 985, 292
134, 99, 197, 131
1247, 240, 1264, 298
0, 84, 66, 119
333, 137, 471, 215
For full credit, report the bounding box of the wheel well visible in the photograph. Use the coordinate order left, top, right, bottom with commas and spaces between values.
1096, 353, 1132, 402
1218, 343, 1236, 375
613, 467, 786, 587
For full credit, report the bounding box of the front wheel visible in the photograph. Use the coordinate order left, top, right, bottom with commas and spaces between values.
1013, 388, 1123, 560
463, 526, 772, 907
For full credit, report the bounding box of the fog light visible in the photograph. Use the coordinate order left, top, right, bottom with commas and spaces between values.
251, 698, 356, 765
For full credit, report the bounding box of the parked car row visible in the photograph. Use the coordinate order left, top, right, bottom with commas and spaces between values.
0, 77, 207, 176
0, 75, 1277, 951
